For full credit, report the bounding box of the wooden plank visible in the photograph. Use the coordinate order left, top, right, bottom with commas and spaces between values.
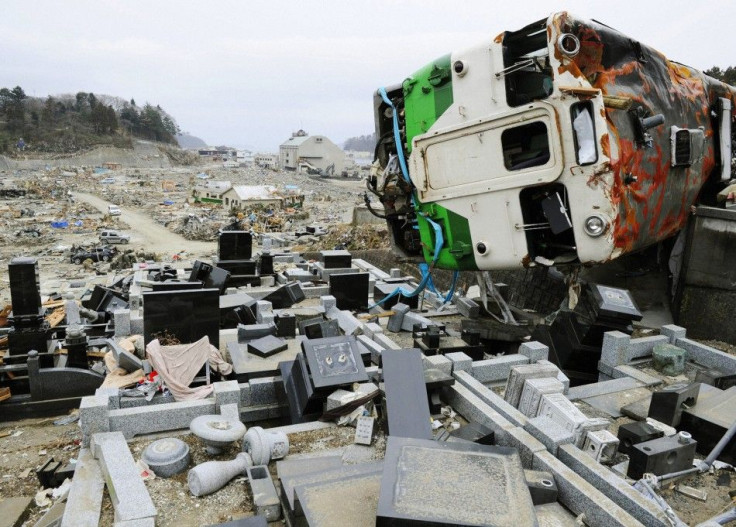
0, 386, 10, 402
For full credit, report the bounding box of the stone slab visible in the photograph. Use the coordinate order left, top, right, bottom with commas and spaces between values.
297, 471, 381, 527
377, 436, 536, 526
532, 451, 642, 527
281, 461, 383, 516
519, 377, 565, 418
454, 370, 528, 427
612, 365, 663, 387
382, 348, 432, 439
108, 399, 217, 438
567, 377, 644, 401
91, 432, 157, 523
441, 383, 516, 437
675, 338, 736, 373
557, 444, 670, 526
583, 387, 653, 419
505, 363, 561, 408
471, 354, 530, 383
61, 448, 104, 527
0, 497, 33, 527
444, 351, 472, 373
523, 416, 575, 456
518, 341, 550, 363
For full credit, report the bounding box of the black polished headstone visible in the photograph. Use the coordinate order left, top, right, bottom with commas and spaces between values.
627, 434, 698, 479
275, 313, 296, 338
329, 273, 369, 311
151, 280, 203, 291
248, 335, 288, 358
263, 282, 305, 309
259, 253, 274, 276
373, 282, 419, 310
216, 259, 257, 275
218, 231, 253, 260
319, 250, 352, 269
302, 336, 368, 389
143, 288, 220, 347
302, 319, 340, 340
647, 383, 700, 427
8, 257, 42, 318
617, 421, 664, 455
280, 354, 320, 423
189, 261, 231, 295
382, 348, 432, 439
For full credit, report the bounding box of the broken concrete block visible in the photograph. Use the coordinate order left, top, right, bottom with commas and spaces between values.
455, 296, 480, 318
523, 415, 575, 456
652, 343, 687, 376
600, 331, 632, 368
79, 394, 111, 447
113, 308, 131, 338
504, 362, 560, 408
246, 465, 281, 521
518, 341, 549, 363
237, 322, 277, 341
0, 497, 33, 527
445, 351, 472, 373
60, 448, 104, 527
188, 453, 253, 497
660, 324, 687, 344
373, 332, 401, 350
400, 311, 434, 332
386, 302, 410, 333
90, 432, 157, 523
537, 360, 570, 394
537, 393, 589, 440
363, 322, 383, 339
117, 348, 143, 373
423, 354, 453, 376
581, 429, 619, 463
141, 437, 190, 478
319, 294, 337, 311
518, 377, 564, 417
325, 389, 357, 412
471, 354, 529, 383
242, 426, 289, 465
213, 380, 241, 411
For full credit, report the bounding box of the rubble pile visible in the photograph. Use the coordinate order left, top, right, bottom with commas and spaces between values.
0, 223, 734, 526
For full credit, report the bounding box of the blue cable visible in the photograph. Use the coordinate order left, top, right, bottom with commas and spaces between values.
378, 87, 411, 184
370, 87, 457, 309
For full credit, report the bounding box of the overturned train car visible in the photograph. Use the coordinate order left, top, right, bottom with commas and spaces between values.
370, 12, 736, 271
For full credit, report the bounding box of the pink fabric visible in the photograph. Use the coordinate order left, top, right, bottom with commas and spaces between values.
145, 336, 232, 401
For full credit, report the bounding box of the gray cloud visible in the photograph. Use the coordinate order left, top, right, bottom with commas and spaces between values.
2, 0, 734, 151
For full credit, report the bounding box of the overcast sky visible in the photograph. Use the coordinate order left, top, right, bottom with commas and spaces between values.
2, 1, 734, 151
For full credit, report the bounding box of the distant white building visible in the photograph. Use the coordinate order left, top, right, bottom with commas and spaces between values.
192, 180, 232, 204
279, 130, 349, 175
254, 153, 279, 169
236, 150, 254, 165
222, 185, 282, 210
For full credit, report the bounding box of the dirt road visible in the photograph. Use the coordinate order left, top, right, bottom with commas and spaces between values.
74, 192, 215, 257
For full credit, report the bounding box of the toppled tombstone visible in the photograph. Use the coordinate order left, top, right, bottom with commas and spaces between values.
188, 452, 254, 497
242, 426, 289, 465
